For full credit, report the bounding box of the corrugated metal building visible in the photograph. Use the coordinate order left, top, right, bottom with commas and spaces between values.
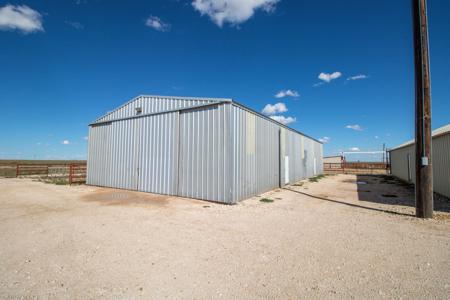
87, 95, 323, 204
389, 124, 450, 198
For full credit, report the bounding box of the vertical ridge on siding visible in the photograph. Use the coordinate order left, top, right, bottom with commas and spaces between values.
390, 133, 450, 198
230, 105, 323, 202
177, 104, 232, 203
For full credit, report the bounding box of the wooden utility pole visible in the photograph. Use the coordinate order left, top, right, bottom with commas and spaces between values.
412, 0, 433, 218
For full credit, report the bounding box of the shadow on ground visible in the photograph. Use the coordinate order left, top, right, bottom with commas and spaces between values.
284, 187, 413, 217
355, 175, 450, 214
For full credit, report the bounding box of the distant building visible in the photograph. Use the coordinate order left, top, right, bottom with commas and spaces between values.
323, 155, 344, 164
389, 124, 450, 198
87, 95, 323, 204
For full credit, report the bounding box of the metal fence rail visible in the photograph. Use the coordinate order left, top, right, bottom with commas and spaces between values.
324, 162, 390, 175
0, 163, 87, 184
69, 164, 87, 185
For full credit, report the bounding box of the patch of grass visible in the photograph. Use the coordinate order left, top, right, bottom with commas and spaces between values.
260, 198, 274, 203
292, 182, 304, 186
309, 175, 326, 182
39, 178, 69, 185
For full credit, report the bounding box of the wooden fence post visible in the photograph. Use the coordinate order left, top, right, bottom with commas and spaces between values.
68, 164, 71, 185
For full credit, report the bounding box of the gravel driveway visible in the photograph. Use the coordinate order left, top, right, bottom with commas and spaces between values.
0, 176, 449, 299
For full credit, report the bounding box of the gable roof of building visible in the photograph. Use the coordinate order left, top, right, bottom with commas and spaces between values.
91, 94, 323, 144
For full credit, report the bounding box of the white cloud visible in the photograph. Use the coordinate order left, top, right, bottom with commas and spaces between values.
145, 15, 171, 32
192, 0, 279, 27
374, 135, 379, 139
0, 4, 43, 33
313, 82, 324, 88
348, 147, 360, 152
319, 137, 330, 143
83, 136, 88, 140
62, 140, 70, 145
65, 21, 84, 30
262, 102, 287, 115
270, 115, 296, 125
318, 72, 342, 83
275, 89, 299, 98
347, 74, 368, 81
345, 124, 363, 131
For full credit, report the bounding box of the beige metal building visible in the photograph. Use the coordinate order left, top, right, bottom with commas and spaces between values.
389, 124, 450, 198
323, 155, 344, 164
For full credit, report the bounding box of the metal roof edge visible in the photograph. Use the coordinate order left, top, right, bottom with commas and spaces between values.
229, 99, 323, 144
90, 94, 322, 144
89, 101, 227, 126
389, 123, 450, 152
91, 94, 233, 123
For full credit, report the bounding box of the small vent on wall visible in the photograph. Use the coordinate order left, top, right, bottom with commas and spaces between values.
135, 107, 142, 115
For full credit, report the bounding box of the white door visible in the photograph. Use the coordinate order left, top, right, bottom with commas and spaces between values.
313, 157, 317, 175
284, 156, 289, 184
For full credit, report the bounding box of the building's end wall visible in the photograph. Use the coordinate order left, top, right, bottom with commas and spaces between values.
390, 133, 450, 198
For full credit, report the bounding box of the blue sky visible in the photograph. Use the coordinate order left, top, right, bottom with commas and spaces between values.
0, 0, 449, 161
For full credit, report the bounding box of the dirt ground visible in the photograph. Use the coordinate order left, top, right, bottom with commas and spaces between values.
0, 175, 449, 299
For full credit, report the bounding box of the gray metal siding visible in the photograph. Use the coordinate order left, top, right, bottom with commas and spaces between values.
87, 113, 178, 194
231, 107, 280, 202
390, 133, 450, 198
96, 95, 219, 123
88, 96, 323, 204
433, 134, 450, 198
87, 119, 139, 190
281, 128, 323, 184
390, 146, 415, 184
230, 105, 323, 202
178, 104, 232, 203
137, 112, 179, 195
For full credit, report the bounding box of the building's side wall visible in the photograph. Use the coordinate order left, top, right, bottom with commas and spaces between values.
96, 95, 218, 123
433, 134, 450, 198
230, 105, 323, 202
280, 128, 323, 185
390, 133, 450, 198
230, 107, 280, 202
390, 145, 415, 183
177, 104, 232, 203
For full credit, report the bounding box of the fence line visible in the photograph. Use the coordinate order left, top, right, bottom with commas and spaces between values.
324, 162, 390, 175
69, 164, 87, 185
3, 163, 87, 184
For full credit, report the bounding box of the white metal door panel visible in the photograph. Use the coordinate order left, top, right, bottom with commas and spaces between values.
285, 156, 290, 184
313, 157, 317, 175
